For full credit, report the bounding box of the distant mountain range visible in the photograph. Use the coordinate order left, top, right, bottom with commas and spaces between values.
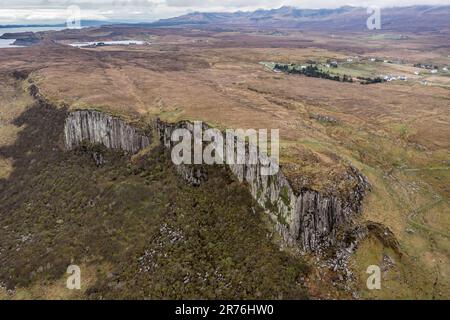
1, 6, 449, 33
150, 5, 450, 32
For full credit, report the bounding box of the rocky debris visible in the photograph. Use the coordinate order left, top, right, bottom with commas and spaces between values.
62, 110, 372, 256
382, 254, 396, 271
11, 69, 32, 80
138, 224, 185, 273
319, 225, 368, 287
19, 233, 33, 243
157, 119, 371, 253
8, 232, 35, 254
64, 110, 151, 154
0, 282, 15, 296
310, 114, 339, 124
367, 221, 401, 255
92, 152, 106, 167
174, 164, 208, 187
323, 222, 401, 297
28, 84, 40, 99
159, 223, 185, 244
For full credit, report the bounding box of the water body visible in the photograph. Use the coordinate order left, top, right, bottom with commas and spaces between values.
0, 26, 66, 48
0, 27, 145, 49
70, 40, 147, 48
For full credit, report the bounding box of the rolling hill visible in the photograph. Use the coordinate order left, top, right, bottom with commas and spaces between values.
151, 5, 450, 32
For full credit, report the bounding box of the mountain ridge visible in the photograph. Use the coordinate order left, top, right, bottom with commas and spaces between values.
149, 5, 450, 32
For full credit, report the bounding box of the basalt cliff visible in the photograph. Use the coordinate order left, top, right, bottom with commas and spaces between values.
64, 110, 151, 154
64, 110, 370, 253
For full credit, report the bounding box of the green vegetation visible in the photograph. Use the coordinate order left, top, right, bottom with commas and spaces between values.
357, 76, 385, 85
0, 101, 309, 299
305, 111, 450, 298
280, 186, 291, 207
274, 63, 354, 83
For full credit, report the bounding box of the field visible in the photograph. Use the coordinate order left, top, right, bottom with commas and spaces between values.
0, 26, 449, 299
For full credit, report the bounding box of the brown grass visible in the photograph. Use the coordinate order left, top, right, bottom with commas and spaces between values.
0, 27, 448, 299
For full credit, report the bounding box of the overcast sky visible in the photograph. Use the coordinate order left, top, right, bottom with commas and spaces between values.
0, 0, 449, 24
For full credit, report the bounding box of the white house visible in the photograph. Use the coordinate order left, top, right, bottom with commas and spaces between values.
384, 75, 397, 82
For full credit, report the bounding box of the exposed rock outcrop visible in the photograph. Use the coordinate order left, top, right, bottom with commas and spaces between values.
64, 110, 151, 154
366, 221, 401, 255
310, 113, 339, 124
156, 119, 370, 252
173, 164, 208, 187
63, 110, 370, 252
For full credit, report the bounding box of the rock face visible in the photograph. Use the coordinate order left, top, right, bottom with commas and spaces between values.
156, 119, 370, 252
63, 110, 370, 252
64, 110, 151, 154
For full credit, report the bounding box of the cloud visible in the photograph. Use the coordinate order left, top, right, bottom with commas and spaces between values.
0, 8, 108, 24
0, 0, 449, 24
165, 0, 281, 8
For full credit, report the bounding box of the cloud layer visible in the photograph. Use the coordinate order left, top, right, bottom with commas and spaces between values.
0, 0, 449, 24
